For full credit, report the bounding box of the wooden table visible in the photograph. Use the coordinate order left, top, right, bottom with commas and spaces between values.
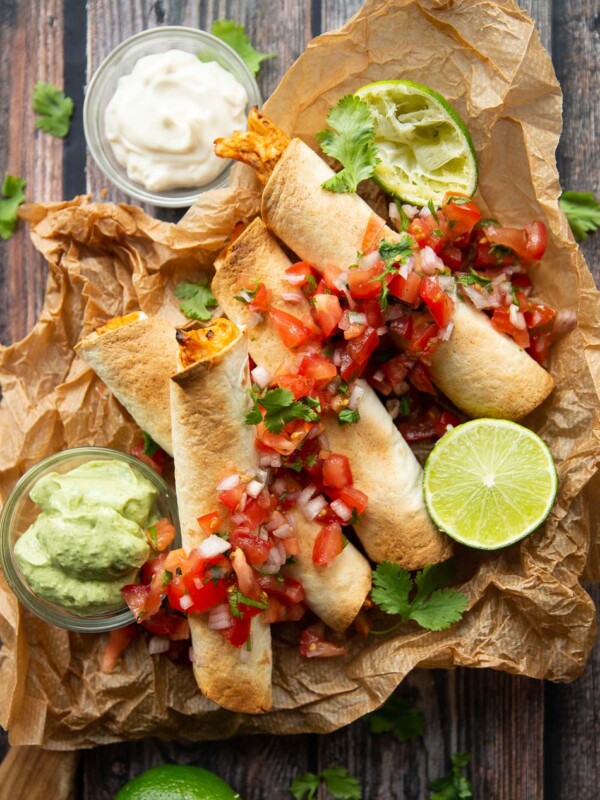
1, 1, 599, 797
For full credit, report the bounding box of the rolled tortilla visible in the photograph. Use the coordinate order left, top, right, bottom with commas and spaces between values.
170, 321, 272, 714
75, 313, 176, 454
260, 137, 554, 419
214, 219, 452, 570
430, 300, 555, 420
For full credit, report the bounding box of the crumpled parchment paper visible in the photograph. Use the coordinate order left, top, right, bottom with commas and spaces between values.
1, 0, 599, 750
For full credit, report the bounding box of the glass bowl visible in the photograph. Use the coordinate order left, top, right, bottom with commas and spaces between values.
0, 447, 180, 633
83, 26, 262, 207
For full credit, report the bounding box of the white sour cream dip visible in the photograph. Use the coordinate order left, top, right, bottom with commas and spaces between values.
104, 49, 248, 192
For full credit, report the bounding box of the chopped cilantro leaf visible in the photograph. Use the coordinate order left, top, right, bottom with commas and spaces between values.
456, 269, 492, 290
228, 586, 268, 619
316, 95, 380, 194
246, 387, 321, 434
32, 82, 74, 138
559, 190, 600, 242
210, 19, 275, 75
370, 237, 415, 309
427, 199, 439, 222
368, 692, 424, 742
161, 570, 172, 589
395, 200, 410, 232
338, 407, 360, 425
175, 276, 218, 321
0, 174, 26, 240
142, 431, 159, 457
147, 526, 158, 550
398, 395, 411, 416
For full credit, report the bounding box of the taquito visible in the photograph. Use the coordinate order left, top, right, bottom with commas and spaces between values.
213, 219, 452, 569
216, 115, 554, 420
75, 313, 176, 454
170, 320, 272, 714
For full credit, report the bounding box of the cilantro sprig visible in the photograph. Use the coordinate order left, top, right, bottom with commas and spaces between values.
370, 561, 468, 633
245, 386, 321, 434
290, 767, 362, 800
0, 174, 26, 240
32, 82, 74, 138
316, 95, 380, 194
370, 237, 415, 309
428, 753, 473, 800
368, 693, 424, 742
559, 190, 600, 242
175, 277, 218, 321
210, 19, 275, 76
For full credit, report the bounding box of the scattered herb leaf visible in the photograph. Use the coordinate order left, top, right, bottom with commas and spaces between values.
338, 407, 360, 425
246, 386, 321, 434
428, 752, 473, 800
142, 431, 159, 457
368, 693, 424, 742
370, 237, 415, 309
210, 19, 275, 76
228, 586, 268, 619
316, 95, 380, 193
0, 174, 26, 240
559, 190, 600, 242
291, 767, 362, 799
32, 82, 74, 138
175, 277, 218, 321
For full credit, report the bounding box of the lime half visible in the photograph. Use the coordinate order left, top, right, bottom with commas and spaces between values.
423, 419, 557, 550
355, 80, 478, 206
115, 765, 240, 800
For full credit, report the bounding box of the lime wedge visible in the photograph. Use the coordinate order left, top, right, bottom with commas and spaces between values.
423, 419, 557, 550
355, 80, 478, 206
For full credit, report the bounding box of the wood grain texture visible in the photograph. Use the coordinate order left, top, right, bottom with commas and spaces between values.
0, 0, 64, 346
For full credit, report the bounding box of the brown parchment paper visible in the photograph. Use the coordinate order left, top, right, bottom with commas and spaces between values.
1, 0, 600, 750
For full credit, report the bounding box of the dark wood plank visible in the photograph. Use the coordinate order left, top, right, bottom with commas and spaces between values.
82, 734, 312, 800
0, 0, 64, 345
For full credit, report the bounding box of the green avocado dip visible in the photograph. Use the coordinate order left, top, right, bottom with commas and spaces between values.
14, 460, 156, 614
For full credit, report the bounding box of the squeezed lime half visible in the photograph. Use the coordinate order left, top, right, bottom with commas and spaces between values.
355, 79, 478, 206
423, 419, 557, 550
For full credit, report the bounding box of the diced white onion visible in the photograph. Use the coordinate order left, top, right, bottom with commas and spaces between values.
281, 291, 304, 304
302, 494, 328, 521
307, 424, 321, 440
373, 369, 385, 382
284, 513, 298, 534
179, 594, 194, 611
148, 636, 170, 655
272, 478, 286, 496
261, 543, 286, 573
258, 526, 269, 541
492, 272, 508, 286
419, 246, 445, 275
334, 270, 350, 290
208, 604, 232, 630
251, 365, 271, 388
246, 479, 264, 498
554, 308, 577, 335
265, 510, 286, 531
376, 326, 388, 337
402, 203, 419, 220
273, 523, 294, 539
386, 398, 400, 420
341, 284, 356, 310
437, 275, 456, 293
509, 304, 527, 330
298, 484, 317, 505
231, 512, 247, 526
398, 255, 414, 280
237, 289, 253, 303
348, 311, 367, 325
357, 250, 382, 270
239, 646, 250, 663
318, 432, 330, 450
389, 201, 401, 229
462, 283, 497, 310
238, 492, 247, 512
348, 384, 364, 410
256, 468, 270, 485
439, 321, 455, 341
217, 473, 240, 491
284, 272, 306, 285
247, 311, 263, 328
393, 381, 410, 396
383, 305, 406, 322
198, 534, 230, 558
332, 349, 342, 367
418, 205, 433, 218
331, 498, 352, 522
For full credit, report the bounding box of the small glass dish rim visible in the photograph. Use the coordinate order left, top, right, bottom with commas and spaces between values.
0, 446, 180, 633
83, 25, 262, 208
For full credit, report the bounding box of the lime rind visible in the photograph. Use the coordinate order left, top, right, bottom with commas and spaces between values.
355, 79, 478, 206
423, 419, 557, 550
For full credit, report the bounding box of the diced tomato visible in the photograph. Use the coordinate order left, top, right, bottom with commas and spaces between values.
510, 273, 533, 290
166, 576, 188, 612
382, 355, 409, 388
322, 453, 353, 489
491, 307, 531, 348
218, 482, 245, 512
249, 282, 272, 313
362, 212, 386, 252
388, 309, 414, 344
347, 326, 380, 365
101, 623, 138, 673
525, 303, 557, 331
141, 611, 190, 640
433, 410, 461, 438
299, 623, 347, 658
439, 244, 466, 271
313, 293, 343, 336
368, 370, 393, 396
283, 536, 300, 557
409, 362, 437, 395
146, 517, 175, 552
482, 220, 547, 264
339, 350, 365, 383
474, 239, 518, 269
221, 613, 252, 647
231, 547, 263, 600
262, 596, 306, 624
513, 290, 529, 312
130, 441, 166, 475
299, 353, 337, 382
399, 418, 436, 442
183, 573, 228, 612
257, 574, 306, 605
528, 331, 552, 364
441, 194, 482, 237
348, 266, 382, 299
237, 495, 274, 532
164, 547, 190, 574
276, 373, 316, 400
269, 308, 315, 349
408, 216, 446, 253
388, 270, 422, 307
335, 485, 368, 515
257, 419, 312, 455
122, 584, 155, 622
285, 261, 315, 288
229, 530, 272, 565
197, 512, 222, 537
321, 263, 344, 294
419, 276, 454, 329
340, 310, 367, 341
313, 522, 344, 567
358, 298, 385, 328
140, 552, 168, 585
408, 320, 439, 358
